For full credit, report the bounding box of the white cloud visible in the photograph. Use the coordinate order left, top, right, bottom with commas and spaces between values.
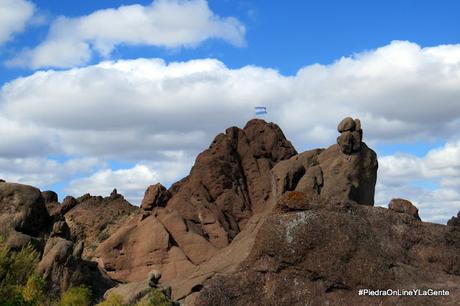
1, 41, 460, 222
0, 0, 35, 45
9, 0, 245, 68
376, 140, 460, 223
64, 151, 193, 204
0, 157, 100, 189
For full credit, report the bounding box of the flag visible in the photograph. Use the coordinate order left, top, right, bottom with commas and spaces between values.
255, 106, 267, 115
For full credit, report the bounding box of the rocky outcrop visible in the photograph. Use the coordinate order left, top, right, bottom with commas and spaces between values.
195, 192, 460, 306
337, 117, 363, 154
141, 183, 171, 211
95, 119, 297, 283
63, 193, 138, 259
271, 117, 377, 205
37, 219, 115, 299
447, 211, 460, 227
0, 181, 50, 249
165, 119, 297, 247
388, 198, 421, 220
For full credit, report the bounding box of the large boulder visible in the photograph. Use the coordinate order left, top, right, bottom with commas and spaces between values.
271, 117, 377, 205
195, 192, 460, 306
141, 183, 171, 211
0, 182, 50, 248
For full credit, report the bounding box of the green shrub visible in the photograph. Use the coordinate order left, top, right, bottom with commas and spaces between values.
135, 289, 171, 306
96, 293, 125, 306
0, 237, 43, 305
22, 274, 46, 304
59, 286, 91, 306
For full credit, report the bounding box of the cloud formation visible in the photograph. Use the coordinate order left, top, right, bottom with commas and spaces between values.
0, 0, 35, 45
1, 41, 459, 222
9, 0, 246, 68
377, 140, 460, 223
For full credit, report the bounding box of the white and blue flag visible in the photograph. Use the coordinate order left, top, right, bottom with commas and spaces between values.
255, 106, 267, 115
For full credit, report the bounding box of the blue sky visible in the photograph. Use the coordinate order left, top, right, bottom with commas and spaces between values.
1, 0, 460, 223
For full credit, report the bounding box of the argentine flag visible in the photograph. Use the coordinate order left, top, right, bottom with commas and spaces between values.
255, 106, 267, 115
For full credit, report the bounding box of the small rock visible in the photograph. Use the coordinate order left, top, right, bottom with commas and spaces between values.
148, 269, 162, 287
388, 198, 421, 220
337, 117, 356, 132
42, 190, 58, 204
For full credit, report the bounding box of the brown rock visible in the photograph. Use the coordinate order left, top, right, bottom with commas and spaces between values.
141, 183, 171, 211
64, 193, 137, 259
195, 194, 460, 306
0, 182, 50, 245
388, 198, 421, 220
447, 211, 460, 226
42, 190, 58, 204
60, 196, 77, 215
165, 119, 296, 249
337, 117, 356, 132
318, 143, 377, 205
96, 119, 296, 285
37, 236, 115, 299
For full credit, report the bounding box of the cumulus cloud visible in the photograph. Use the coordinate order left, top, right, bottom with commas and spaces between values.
0, 157, 100, 190
9, 0, 246, 68
65, 151, 192, 204
0, 0, 35, 45
376, 140, 460, 223
1, 41, 460, 222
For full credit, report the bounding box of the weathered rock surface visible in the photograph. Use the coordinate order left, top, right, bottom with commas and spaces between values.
141, 183, 171, 211
63, 193, 138, 259
388, 198, 421, 220
166, 119, 297, 247
195, 193, 460, 306
271, 118, 377, 205
0, 181, 50, 249
37, 232, 115, 299
96, 119, 297, 283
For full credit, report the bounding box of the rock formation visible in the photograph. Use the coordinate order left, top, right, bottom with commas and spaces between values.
1, 118, 459, 306
388, 198, 421, 220
140, 183, 171, 212
271, 117, 377, 205
95, 119, 297, 283
63, 192, 138, 258
447, 211, 460, 227
0, 181, 50, 249
195, 195, 460, 306
37, 218, 115, 298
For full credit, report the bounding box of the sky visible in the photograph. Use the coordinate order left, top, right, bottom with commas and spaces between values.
1, 0, 460, 224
